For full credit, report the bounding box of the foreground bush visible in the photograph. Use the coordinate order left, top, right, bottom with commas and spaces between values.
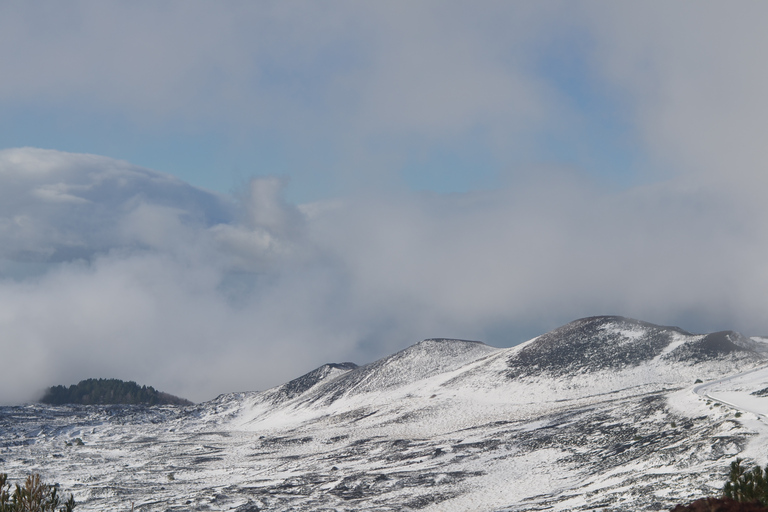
0, 473, 75, 512
671, 497, 768, 511
723, 459, 768, 506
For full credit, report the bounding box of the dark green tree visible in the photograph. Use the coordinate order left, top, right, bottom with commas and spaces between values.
723, 458, 768, 505
0, 473, 75, 512
40, 378, 192, 406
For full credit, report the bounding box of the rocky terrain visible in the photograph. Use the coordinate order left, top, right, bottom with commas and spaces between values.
3, 316, 768, 511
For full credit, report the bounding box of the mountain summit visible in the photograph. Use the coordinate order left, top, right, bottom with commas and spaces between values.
506, 315, 759, 377
223, 315, 762, 431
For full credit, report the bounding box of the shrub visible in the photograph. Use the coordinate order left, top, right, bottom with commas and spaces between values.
723, 458, 768, 505
0, 473, 75, 512
672, 497, 768, 511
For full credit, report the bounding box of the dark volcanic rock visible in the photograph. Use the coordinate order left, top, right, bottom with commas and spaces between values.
506, 316, 688, 378
669, 331, 754, 363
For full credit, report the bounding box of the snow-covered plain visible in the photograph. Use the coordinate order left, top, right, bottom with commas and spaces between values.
2, 316, 768, 511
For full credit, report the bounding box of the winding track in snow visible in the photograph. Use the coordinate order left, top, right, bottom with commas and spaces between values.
693, 364, 768, 419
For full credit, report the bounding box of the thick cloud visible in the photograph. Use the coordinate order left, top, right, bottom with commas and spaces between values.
3, 4, 768, 403
0, 148, 232, 263
0, 2, 602, 197
3, 3, 766, 195
1, 149, 768, 404
583, 2, 768, 189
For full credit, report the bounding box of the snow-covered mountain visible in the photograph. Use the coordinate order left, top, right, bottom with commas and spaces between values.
3, 316, 768, 511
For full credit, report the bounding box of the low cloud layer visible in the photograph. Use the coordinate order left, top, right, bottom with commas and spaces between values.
3, 4, 768, 405
1, 148, 768, 404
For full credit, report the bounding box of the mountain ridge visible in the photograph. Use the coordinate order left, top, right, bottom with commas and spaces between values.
219, 316, 765, 437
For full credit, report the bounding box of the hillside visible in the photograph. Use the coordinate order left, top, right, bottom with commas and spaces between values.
39, 378, 193, 406
4, 316, 768, 511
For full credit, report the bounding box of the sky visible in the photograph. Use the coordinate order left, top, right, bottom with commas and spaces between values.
2, 1, 768, 404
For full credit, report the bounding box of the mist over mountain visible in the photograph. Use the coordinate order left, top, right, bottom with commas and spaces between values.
3, 146, 768, 407
3, 316, 768, 511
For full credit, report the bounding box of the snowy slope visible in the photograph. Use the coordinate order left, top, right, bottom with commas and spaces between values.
2, 316, 768, 511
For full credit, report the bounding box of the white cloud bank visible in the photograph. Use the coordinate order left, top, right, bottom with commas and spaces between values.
3, 3, 768, 404
1, 148, 768, 404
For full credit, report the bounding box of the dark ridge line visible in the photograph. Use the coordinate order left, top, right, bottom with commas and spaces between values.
421, 338, 487, 345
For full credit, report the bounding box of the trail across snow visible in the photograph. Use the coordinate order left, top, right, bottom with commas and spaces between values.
693, 364, 768, 419
687, 362, 768, 467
